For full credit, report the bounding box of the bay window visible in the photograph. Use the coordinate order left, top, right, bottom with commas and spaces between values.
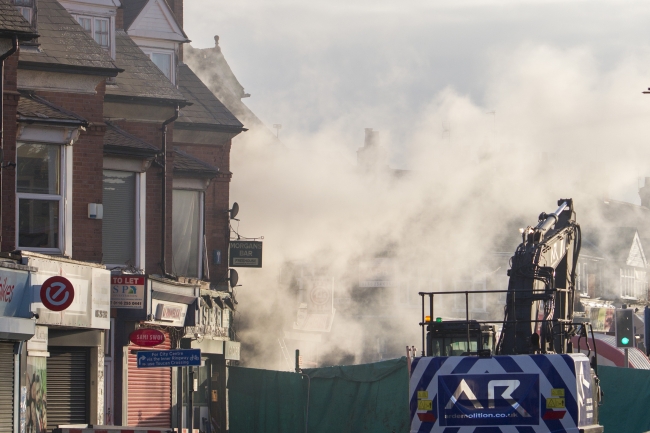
16, 143, 65, 251
172, 189, 204, 278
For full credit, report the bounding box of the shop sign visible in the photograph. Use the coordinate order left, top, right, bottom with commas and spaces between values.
0, 268, 31, 318
229, 241, 263, 268
26, 256, 111, 330
130, 328, 165, 347
111, 275, 145, 309
225, 341, 241, 360
150, 300, 188, 327
40, 276, 74, 311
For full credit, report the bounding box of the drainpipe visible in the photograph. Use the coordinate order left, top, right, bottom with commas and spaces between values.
161, 105, 179, 277
0, 36, 19, 251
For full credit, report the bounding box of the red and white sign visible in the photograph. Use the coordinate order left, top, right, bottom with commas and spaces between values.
129, 328, 166, 347
40, 276, 74, 311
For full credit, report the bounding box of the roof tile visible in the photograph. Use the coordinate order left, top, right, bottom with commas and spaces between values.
0, 0, 37, 38
177, 64, 243, 130
105, 30, 186, 102
18, 0, 118, 73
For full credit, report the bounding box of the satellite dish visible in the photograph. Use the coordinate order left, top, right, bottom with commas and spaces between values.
229, 268, 239, 288
230, 202, 239, 220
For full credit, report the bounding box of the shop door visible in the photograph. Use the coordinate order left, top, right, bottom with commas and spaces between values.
127, 331, 171, 427
47, 348, 90, 429
0, 342, 14, 433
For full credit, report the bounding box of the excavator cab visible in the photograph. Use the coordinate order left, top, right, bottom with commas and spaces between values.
426, 320, 496, 357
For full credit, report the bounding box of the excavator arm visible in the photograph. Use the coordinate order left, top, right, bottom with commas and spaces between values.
497, 199, 581, 355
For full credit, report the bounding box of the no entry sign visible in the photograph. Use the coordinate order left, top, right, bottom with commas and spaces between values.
40, 276, 74, 311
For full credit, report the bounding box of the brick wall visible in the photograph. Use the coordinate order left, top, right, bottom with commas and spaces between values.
173, 141, 232, 283
112, 119, 174, 275
33, 82, 107, 262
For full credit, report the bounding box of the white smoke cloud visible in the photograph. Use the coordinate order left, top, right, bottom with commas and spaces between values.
184, 0, 650, 368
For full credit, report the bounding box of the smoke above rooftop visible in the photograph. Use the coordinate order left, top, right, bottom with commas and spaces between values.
185, 0, 650, 368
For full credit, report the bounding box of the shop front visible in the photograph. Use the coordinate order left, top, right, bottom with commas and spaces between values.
21, 252, 111, 430
0, 260, 36, 433
112, 275, 200, 429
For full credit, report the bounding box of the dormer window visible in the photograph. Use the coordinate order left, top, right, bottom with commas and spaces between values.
73, 15, 111, 50
140, 49, 175, 83
14, 0, 34, 24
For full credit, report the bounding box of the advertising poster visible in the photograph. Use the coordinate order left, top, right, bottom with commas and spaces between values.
25, 357, 46, 433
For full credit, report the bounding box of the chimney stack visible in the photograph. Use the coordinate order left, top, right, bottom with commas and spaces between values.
115, 6, 124, 30
639, 177, 650, 208
357, 128, 388, 170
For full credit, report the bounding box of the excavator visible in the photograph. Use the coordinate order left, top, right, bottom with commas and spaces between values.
409, 199, 603, 433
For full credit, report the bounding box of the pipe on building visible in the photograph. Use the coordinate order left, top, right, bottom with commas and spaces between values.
161, 105, 179, 277
0, 36, 19, 251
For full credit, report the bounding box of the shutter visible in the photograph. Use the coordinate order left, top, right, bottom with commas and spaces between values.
0, 342, 14, 433
47, 348, 89, 429
127, 331, 171, 427
102, 170, 136, 264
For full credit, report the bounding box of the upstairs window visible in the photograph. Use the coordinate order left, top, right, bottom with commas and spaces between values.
102, 170, 136, 266
172, 189, 203, 278
150, 52, 173, 81
73, 15, 111, 50
14, 0, 33, 24
16, 143, 63, 251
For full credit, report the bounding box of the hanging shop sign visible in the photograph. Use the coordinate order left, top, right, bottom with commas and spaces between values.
136, 348, 201, 368
229, 241, 263, 268
111, 275, 145, 309
40, 276, 74, 311
130, 328, 166, 347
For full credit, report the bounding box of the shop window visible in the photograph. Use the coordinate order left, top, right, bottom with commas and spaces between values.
16, 143, 66, 252
172, 189, 203, 278
102, 170, 136, 266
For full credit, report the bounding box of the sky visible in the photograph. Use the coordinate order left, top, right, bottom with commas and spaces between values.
183, 0, 650, 366
185, 0, 650, 199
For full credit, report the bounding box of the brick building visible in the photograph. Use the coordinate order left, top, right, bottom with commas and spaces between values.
0, 0, 246, 431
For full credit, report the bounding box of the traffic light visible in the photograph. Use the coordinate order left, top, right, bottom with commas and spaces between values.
616, 309, 634, 348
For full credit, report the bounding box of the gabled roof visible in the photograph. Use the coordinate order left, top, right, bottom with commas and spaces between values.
123, 0, 188, 41
105, 30, 186, 104
104, 122, 160, 158
123, 0, 149, 29
173, 147, 219, 177
17, 91, 87, 127
176, 64, 244, 132
0, 0, 38, 39
585, 227, 647, 267
18, 0, 120, 76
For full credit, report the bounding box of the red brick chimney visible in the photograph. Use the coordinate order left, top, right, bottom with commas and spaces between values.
115, 6, 124, 30
169, 0, 183, 29
168, 0, 183, 61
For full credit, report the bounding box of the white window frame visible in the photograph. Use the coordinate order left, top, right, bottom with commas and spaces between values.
172, 188, 204, 279
15, 143, 73, 256
72, 14, 115, 59
102, 158, 148, 270
142, 49, 175, 84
